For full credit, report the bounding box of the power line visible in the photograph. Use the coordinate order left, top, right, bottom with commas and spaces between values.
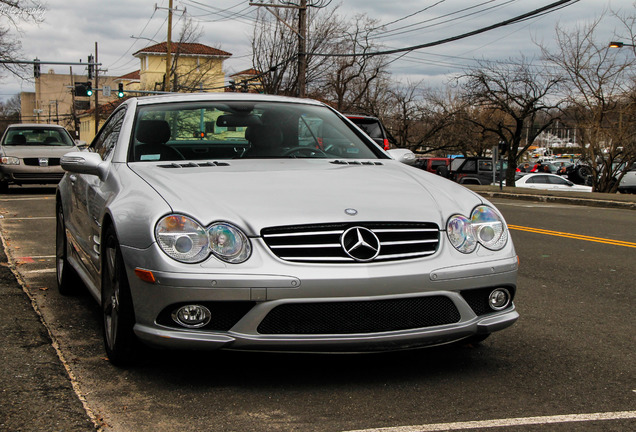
309, 0, 580, 58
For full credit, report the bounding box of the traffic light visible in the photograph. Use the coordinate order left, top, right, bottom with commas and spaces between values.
74, 82, 88, 97
86, 81, 93, 97
87, 55, 94, 79
117, 83, 124, 98
33, 59, 40, 78
498, 141, 509, 156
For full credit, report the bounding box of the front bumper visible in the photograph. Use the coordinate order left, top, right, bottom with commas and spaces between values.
0, 164, 65, 184
122, 240, 519, 353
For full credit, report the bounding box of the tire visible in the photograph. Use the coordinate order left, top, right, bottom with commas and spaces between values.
56, 202, 82, 296
102, 225, 139, 366
0, 181, 8, 193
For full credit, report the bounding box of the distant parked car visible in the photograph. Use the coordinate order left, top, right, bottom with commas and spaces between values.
345, 114, 394, 150
617, 162, 636, 194
416, 157, 451, 177
514, 173, 593, 192
450, 157, 506, 185
0, 123, 79, 192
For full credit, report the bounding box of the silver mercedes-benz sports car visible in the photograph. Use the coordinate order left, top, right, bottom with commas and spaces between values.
56, 93, 518, 365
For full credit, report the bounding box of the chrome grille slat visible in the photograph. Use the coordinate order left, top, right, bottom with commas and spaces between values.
261, 222, 439, 264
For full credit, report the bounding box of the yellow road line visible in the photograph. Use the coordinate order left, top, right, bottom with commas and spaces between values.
508, 225, 636, 248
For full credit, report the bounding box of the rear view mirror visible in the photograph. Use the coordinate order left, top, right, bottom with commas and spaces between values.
387, 148, 416, 166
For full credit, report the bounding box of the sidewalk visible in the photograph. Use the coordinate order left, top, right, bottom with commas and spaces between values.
467, 185, 636, 210
0, 243, 96, 431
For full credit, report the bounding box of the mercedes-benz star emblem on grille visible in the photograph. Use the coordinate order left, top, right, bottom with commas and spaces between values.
341, 227, 381, 262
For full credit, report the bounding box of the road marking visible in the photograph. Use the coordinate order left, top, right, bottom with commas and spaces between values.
0, 197, 53, 201
0, 216, 55, 220
343, 411, 636, 432
508, 225, 636, 248
23, 268, 56, 274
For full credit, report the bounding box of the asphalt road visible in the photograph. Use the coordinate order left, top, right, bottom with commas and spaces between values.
0, 186, 634, 432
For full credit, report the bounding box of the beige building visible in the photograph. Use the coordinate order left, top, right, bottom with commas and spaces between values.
76, 43, 233, 142
21, 42, 234, 143
20, 68, 122, 140
134, 42, 231, 92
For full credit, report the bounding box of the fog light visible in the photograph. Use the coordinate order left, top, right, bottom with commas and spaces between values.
488, 288, 511, 311
172, 305, 211, 328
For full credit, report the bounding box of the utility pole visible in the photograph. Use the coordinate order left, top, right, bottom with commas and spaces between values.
298, 0, 307, 98
94, 42, 99, 135
250, 1, 308, 97
164, 0, 173, 92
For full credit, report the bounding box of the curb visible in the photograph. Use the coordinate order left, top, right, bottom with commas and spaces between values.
466, 186, 636, 211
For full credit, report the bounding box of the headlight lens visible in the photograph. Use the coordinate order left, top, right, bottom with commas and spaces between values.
447, 214, 477, 253
156, 215, 209, 263
447, 205, 508, 253
208, 223, 251, 263
471, 205, 508, 250
0, 156, 20, 165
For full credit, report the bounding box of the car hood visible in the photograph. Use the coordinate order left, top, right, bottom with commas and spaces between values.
1, 145, 77, 158
129, 160, 483, 234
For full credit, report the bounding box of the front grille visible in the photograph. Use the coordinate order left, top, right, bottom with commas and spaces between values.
261, 222, 439, 263
257, 296, 460, 334
22, 157, 61, 166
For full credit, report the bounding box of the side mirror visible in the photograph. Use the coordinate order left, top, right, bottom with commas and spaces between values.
61, 151, 108, 181
387, 148, 416, 166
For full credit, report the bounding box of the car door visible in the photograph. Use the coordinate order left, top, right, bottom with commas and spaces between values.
547, 174, 574, 191
69, 108, 126, 279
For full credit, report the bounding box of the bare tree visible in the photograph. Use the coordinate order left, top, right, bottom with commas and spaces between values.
250, 5, 391, 111
0, 93, 20, 134
542, 15, 636, 192
0, 1, 45, 78
169, 18, 226, 92
459, 57, 562, 186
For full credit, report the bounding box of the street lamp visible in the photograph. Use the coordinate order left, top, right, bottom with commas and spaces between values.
609, 41, 636, 48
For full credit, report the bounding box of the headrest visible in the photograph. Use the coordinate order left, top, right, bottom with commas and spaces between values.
136, 120, 171, 144
11, 134, 26, 145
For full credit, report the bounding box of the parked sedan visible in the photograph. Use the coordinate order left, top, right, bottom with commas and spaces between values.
57, 93, 518, 365
0, 123, 79, 192
515, 173, 593, 192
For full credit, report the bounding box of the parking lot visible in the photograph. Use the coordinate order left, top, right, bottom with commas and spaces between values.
0, 187, 635, 432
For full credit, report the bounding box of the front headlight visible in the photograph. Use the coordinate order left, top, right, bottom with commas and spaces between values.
0, 156, 20, 165
209, 223, 251, 263
447, 214, 477, 253
156, 215, 209, 263
447, 205, 508, 253
471, 205, 508, 250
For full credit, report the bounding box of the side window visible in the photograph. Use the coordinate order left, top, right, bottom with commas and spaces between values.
90, 108, 126, 160
532, 175, 549, 184
462, 160, 476, 172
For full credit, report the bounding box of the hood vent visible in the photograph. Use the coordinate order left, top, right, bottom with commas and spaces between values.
158, 161, 230, 169
330, 160, 383, 166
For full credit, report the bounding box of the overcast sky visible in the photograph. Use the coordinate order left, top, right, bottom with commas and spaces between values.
0, 0, 634, 101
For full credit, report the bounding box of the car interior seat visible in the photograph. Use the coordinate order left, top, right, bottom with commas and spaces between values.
244, 123, 284, 158
134, 120, 184, 161
10, 134, 27, 145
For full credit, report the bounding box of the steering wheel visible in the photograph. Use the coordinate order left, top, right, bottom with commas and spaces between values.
282, 146, 328, 158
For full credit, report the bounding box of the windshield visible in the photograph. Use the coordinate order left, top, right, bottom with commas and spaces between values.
348, 118, 383, 139
3, 127, 75, 146
131, 101, 387, 162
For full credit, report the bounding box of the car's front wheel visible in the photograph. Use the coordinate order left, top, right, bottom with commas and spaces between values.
102, 225, 138, 366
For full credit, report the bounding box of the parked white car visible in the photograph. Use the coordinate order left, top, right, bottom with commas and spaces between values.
515, 173, 593, 192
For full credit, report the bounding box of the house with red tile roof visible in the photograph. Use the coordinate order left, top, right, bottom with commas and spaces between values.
133, 42, 232, 92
